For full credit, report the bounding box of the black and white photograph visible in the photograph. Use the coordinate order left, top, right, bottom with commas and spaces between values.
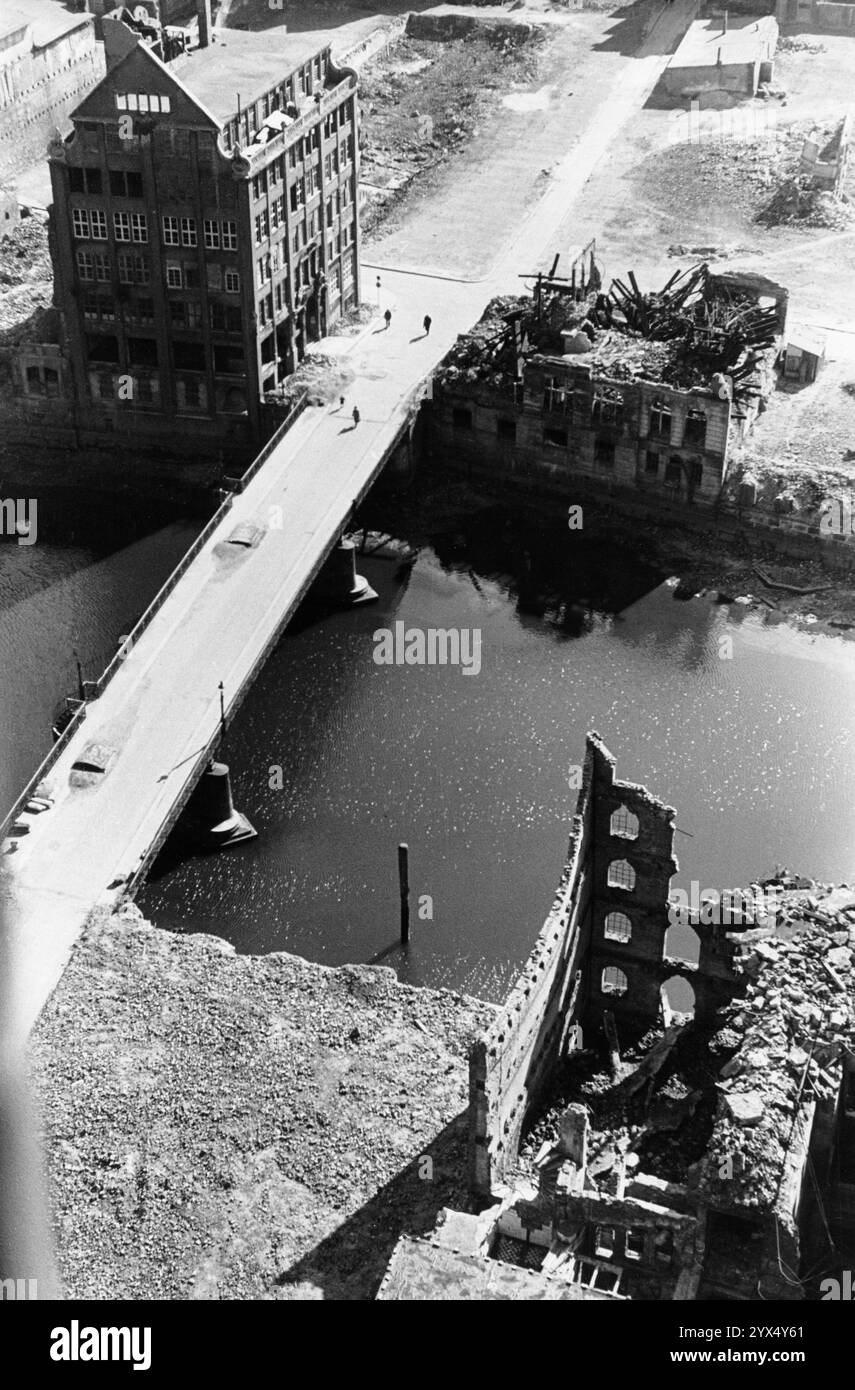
0, 0, 853, 1356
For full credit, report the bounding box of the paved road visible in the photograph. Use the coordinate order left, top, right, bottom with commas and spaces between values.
1, 1, 693, 1042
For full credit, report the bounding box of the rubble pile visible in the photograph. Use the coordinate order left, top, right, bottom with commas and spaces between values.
759, 177, 851, 231
0, 213, 53, 338
694, 875, 855, 1212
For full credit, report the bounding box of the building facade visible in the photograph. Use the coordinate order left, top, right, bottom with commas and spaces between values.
47, 27, 361, 448
0, 4, 105, 183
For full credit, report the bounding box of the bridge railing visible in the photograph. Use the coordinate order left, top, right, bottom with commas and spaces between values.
0, 703, 89, 844
1, 392, 313, 842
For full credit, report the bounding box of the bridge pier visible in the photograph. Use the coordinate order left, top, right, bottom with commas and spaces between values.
315, 537, 378, 607
182, 761, 257, 850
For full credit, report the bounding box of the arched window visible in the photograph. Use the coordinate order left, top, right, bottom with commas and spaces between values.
610, 805, 639, 840
661, 976, 695, 1019
607, 859, 635, 891
601, 966, 628, 997
604, 912, 632, 943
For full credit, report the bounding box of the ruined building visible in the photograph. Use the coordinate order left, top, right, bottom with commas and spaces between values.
39, 13, 361, 452
378, 736, 855, 1300
431, 245, 787, 509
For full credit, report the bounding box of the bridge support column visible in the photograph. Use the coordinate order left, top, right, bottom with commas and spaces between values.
315, 538, 377, 607
183, 761, 257, 850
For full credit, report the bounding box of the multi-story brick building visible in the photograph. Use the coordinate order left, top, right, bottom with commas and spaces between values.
47, 19, 361, 449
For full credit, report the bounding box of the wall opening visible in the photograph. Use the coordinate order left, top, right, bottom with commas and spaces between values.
604, 911, 632, 944
610, 805, 639, 840
661, 975, 695, 1019
602, 965, 628, 998
664, 922, 699, 966
607, 858, 635, 891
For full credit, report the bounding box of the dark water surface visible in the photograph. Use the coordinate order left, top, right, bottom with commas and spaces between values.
0, 488, 198, 812
134, 515, 855, 1003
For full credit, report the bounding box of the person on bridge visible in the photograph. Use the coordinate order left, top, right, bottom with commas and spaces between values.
352, 406, 361, 427
423, 315, 432, 337
384, 308, 392, 330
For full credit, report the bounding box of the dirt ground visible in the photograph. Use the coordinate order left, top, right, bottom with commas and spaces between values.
30, 904, 495, 1300
358, 27, 545, 238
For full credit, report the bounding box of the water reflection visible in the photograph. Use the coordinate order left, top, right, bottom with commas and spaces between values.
138, 512, 855, 1003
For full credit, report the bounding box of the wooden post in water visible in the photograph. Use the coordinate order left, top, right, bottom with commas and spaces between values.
398, 842, 410, 944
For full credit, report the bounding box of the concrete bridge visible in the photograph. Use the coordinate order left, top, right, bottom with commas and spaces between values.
0, 0, 696, 1041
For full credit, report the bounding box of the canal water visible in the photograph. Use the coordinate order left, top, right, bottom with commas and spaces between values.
4, 494, 854, 1005
0, 488, 198, 814
125, 507, 855, 1004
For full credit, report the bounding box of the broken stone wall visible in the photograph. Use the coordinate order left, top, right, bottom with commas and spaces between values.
585, 740, 680, 1038
468, 736, 599, 1195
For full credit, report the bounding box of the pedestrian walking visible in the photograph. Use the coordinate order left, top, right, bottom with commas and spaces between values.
352, 406, 360, 427
339, 395, 345, 410
423, 314, 432, 337
384, 308, 392, 330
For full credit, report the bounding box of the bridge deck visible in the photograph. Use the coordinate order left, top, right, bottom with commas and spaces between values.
2, 3, 690, 1039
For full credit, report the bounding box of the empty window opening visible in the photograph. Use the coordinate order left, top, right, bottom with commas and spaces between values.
601, 966, 628, 998
607, 859, 635, 892
604, 912, 631, 944
452, 407, 472, 430
664, 922, 699, 967
610, 806, 639, 840
544, 426, 568, 448
650, 398, 672, 438
591, 386, 624, 427
665, 456, 683, 486
594, 436, 615, 467
661, 975, 695, 1019
645, 449, 659, 474
625, 1230, 645, 1263
594, 1226, 616, 1259
497, 417, 517, 441
684, 407, 707, 447
654, 1229, 674, 1268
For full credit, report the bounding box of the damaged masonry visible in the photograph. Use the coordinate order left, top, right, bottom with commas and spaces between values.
430, 241, 787, 507
377, 737, 855, 1302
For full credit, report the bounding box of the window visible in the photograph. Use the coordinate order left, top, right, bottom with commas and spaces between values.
607, 859, 636, 892
98, 373, 114, 399
131, 213, 148, 243
544, 426, 568, 448
610, 806, 639, 840
222, 221, 237, 251
204, 219, 220, 250
166, 262, 183, 289
665, 457, 683, 485
162, 215, 179, 246
180, 217, 196, 247
684, 407, 706, 447
91, 252, 110, 283
69, 168, 85, 193
118, 254, 134, 285
626, 1231, 645, 1263
604, 912, 632, 944
601, 966, 628, 997
114, 211, 131, 242
183, 263, 199, 290
595, 437, 615, 468
133, 298, 155, 325
497, 418, 517, 441
224, 269, 240, 294
645, 450, 659, 475
594, 1227, 616, 1258
452, 407, 472, 430
110, 170, 142, 198
90, 209, 108, 240
76, 249, 94, 281
257, 253, 271, 287
650, 398, 672, 439
72, 209, 90, 239
592, 387, 624, 426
